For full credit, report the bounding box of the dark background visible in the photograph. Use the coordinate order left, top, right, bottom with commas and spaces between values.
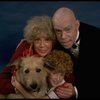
0, 1, 100, 71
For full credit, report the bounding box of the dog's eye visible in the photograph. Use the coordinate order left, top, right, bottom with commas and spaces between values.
36, 68, 41, 73
24, 69, 29, 73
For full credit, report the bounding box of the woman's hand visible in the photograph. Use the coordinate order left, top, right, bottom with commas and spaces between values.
11, 76, 22, 93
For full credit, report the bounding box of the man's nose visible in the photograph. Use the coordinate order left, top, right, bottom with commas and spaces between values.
61, 31, 66, 39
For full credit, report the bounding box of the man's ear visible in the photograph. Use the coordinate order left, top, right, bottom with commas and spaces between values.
43, 58, 55, 71
76, 20, 80, 30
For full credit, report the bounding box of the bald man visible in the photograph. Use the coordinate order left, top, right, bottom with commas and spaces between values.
52, 7, 100, 99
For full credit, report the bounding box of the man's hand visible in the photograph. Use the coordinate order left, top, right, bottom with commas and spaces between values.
55, 82, 76, 99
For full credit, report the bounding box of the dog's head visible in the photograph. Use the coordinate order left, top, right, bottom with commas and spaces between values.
11, 56, 49, 92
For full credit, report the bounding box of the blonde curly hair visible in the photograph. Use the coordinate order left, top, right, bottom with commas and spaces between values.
23, 15, 56, 45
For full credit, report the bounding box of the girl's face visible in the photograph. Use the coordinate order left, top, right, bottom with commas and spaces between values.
49, 73, 64, 87
33, 33, 53, 57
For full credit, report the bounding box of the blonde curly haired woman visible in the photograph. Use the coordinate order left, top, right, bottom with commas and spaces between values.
0, 15, 56, 96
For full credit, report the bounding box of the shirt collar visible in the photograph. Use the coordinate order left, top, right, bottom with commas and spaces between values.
75, 31, 79, 43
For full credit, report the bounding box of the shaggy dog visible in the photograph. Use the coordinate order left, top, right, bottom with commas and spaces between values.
2, 56, 49, 99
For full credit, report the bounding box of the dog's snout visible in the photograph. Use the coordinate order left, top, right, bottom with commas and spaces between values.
30, 83, 37, 90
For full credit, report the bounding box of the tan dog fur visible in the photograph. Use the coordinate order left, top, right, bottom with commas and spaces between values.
1, 56, 49, 99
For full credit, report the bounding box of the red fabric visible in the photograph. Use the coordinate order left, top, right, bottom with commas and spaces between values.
0, 39, 33, 94
0, 66, 15, 94
9, 39, 31, 63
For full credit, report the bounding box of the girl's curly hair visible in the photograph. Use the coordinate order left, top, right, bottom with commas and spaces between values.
44, 50, 73, 77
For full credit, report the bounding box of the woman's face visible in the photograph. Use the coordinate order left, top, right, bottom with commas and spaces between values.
33, 33, 53, 57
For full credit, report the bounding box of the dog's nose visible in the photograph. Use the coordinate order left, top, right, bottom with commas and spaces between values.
30, 83, 37, 90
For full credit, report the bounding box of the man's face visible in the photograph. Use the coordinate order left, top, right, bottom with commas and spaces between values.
53, 16, 79, 49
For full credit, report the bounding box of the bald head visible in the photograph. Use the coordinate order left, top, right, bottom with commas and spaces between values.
52, 7, 80, 49
52, 7, 76, 26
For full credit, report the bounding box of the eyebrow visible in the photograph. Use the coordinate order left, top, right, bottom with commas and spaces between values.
54, 24, 72, 31
64, 24, 72, 29
54, 28, 62, 31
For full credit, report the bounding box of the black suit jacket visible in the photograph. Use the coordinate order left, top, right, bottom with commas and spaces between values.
54, 22, 100, 99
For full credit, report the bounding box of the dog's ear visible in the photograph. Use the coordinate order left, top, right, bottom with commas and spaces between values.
13, 59, 22, 70
7, 58, 22, 70
43, 58, 55, 71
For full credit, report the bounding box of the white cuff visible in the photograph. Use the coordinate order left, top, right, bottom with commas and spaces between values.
48, 90, 59, 99
74, 86, 78, 99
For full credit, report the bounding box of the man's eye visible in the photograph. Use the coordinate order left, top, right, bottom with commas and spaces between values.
55, 29, 62, 34
64, 27, 71, 32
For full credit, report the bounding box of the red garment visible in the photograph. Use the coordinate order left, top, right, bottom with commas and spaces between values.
0, 39, 32, 94
0, 66, 15, 94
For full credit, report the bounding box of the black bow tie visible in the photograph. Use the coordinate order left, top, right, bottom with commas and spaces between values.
71, 43, 79, 58
72, 44, 77, 49
72, 34, 80, 49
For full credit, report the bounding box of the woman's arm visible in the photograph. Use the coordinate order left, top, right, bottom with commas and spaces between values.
0, 66, 15, 94
0, 39, 29, 94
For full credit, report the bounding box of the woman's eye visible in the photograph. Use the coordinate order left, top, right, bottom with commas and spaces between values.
45, 38, 51, 41
34, 38, 40, 41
